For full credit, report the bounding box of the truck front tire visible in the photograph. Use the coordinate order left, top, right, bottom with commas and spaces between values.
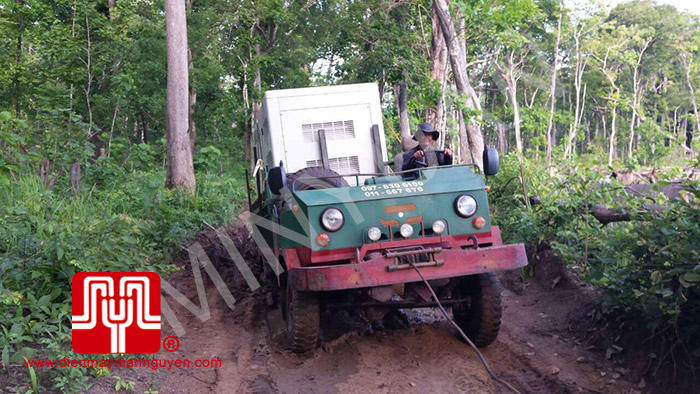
285, 284, 320, 353
452, 272, 503, 347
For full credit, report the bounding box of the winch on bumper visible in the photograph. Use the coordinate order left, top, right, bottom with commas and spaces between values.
285, 227, 527, 291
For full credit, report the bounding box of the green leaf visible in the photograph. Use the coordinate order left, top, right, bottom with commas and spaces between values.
2, 346, 9, 368
658, 289, 673, 298
10, 324, 23, 335
0, 111, 10, 121
37, 295, 51, 308
684, 272, 700, 283
26, 361, 39, 392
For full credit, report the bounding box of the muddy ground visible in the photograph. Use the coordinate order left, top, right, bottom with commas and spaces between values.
85, 229, 679, 394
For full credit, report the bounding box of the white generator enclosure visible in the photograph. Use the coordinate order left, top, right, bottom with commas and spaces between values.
253, 83, 389, 184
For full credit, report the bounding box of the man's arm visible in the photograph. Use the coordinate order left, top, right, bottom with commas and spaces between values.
402, 148, 418, 171
439, 151, 453, 166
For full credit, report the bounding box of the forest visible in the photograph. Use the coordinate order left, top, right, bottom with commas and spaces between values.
1, 0, 699, 392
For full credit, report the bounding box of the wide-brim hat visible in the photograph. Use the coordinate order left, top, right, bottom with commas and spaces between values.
412, 122, 440, 141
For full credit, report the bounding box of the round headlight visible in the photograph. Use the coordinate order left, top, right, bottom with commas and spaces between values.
320, 208, 344, 232
368, 226, 382, 241
399, 223, 414, 238
432, 220, 446, 234
454, 195, 477, 217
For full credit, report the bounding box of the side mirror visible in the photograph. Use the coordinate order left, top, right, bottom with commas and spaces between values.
268, 166, 287, 195
483, 148, 499, 176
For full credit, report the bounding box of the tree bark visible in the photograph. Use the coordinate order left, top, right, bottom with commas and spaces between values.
165, 0, 196, 192
433, 0, 484, 169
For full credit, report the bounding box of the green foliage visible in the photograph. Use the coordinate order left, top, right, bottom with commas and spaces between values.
0, 165, 245, 391
114, 375, 136, 392
491, 154, 700, 352
194, 145, 223, 173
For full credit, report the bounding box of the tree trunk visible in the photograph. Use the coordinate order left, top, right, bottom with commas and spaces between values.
498, 121, 506, 153
241, 59, 252, 167
70, 162, 81, 194
189, 79, 197, 151
608, 103, 618, 166
545, 2, 562, 166
681, 53, 700, 143
628, 39, 652, 158
433, 0, 484, 169
394, 83, 410, 138
108, 0, 116, 19
140, 113, 148, 143
458, 110, 471, 162
13, 0, 24, 115
567, 27, 587, 159
495, 53, 523, 153
165, 0, 196, 192
508, 78, 521, 153
186, 0, 197, 152
426, 1, 448, 133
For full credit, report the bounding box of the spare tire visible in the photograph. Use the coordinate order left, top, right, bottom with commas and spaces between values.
286, 166, 349, 191
277, 167, 348, 213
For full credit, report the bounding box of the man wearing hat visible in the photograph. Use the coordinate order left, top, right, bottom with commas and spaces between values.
401, 122, 453, 171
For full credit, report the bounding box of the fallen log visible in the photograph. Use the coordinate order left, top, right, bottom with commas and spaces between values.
590, 205, 631, 225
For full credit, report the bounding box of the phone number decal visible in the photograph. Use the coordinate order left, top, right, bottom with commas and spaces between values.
360, 181, 424, 197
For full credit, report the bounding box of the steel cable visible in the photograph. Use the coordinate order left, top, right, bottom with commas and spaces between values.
408, 261, 522, 394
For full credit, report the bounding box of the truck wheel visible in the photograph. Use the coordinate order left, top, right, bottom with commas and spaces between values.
286, 167, 349, 191
284, 283, 320, 353
452, 272, 502, 347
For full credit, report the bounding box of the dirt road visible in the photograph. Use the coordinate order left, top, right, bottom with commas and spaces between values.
88, 231, 647, 394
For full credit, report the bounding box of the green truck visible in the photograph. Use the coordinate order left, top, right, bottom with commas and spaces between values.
249, 83, 528, 352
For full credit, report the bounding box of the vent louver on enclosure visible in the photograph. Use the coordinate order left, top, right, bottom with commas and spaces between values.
302, 120, 355, 142
306, 156, 360, 174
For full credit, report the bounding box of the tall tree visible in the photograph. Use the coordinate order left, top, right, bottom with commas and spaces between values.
186, 0, 196, 152
565, 8, 599, 159
433, 0, 484, 169
626, 34, 653, 158
589, 23, 631, 165
165, 0, 195, 192
544, 1, 563, 166
426, 1, 448, 139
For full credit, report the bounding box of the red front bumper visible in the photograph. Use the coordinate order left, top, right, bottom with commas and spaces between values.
285, 226, 528, 292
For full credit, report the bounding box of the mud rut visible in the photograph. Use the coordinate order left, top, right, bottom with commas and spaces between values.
88, 229, 645, 394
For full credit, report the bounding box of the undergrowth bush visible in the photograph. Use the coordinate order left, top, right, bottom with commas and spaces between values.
0, 167, 246, 391
490, 154, 700, 356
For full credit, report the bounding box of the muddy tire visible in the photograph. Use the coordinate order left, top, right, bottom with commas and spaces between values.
284, 283, 320, 353
452, 272, 502, 347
